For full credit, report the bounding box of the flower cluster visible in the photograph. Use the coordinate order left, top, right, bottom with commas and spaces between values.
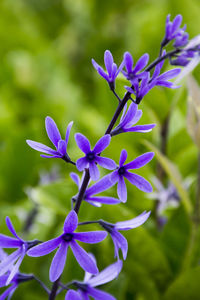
0, 14, 200, 300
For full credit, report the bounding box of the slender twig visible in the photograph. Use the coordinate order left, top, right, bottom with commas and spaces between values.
49, 277, 60, 300
74, 168, 90, 214
78, 220, 100, 226
33, 275, 50, 294
111, 89, 122, 102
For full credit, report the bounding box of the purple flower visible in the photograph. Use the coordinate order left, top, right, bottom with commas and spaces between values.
100, 211, 150, 260
70, 173, 120, 207
75, 133, 116, 181
163, 14, 188, 47
110, 150, 154, 202
122, 52, 149, 82
26, 117, 73, 162
0, 217, 38, 285
0, 272, 33, 300
170, 50, 196, 66
92, 50, 124, 90
68, 259, 123, 300
125, 72, 152, 104
27, 210, 107, 282
150, 51, 181, 89
111, 102, 156, 136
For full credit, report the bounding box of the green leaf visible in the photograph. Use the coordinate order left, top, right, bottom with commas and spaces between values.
164, 266, 200, 300
143, 140, 192, 213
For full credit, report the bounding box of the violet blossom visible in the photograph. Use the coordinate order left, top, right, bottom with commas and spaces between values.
99, 211, 150, 260
75, 133, 116, 181
26, 117, 73, 163
122, 52, 149, 83
70, 173, 120, 207
162, 14, 188, 48
111, 102, 156, 136
110, 149, 154, 202
92, 50, 124, 90
0, 217, 39, 285
28, 210, 107, 282
66, 259, 123, 300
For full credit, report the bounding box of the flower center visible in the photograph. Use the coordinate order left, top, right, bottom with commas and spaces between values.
62, 233, 73, 242
118, 166, 126, 175
86, 152, 95, 161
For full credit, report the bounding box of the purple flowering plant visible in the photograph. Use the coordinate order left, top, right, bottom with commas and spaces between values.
1, 14, 200, 299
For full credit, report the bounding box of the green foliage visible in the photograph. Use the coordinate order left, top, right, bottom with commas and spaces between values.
0, 0, 200, 299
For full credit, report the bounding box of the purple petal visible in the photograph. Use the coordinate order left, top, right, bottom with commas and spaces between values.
65, 121, 73, 145
89, 163, 100, 181
57, 140, 67, 156
6, 245, 26, 285
45, 116, 61, 148
73, 231, 107, 244
70, 173, 80, 188
125, 152, 154, 170
0, 248, 21, 276
104, 50, 113, 76
93, 135, 111, 154
172, 15, 182, 34
111, 231, 128, 260
97, 67, 109, 81
119, 149, 127, 166
0, 249, 7, 262
117, 177, 127, 203
95, 157, 116, 170
87, 286, 116, 300
110, 171, 119, 184
0, 284, 17, 300
111, 63, 117, 81
115, 211, 151, 230
124, 52, 133, 73
120, 103, 128, 122
0, 234, 21, 248
5, 217, 21, 241
134, 53, 149, 73
70, 240, 98, 274
86, 196, 120, 205
75, 133, 91, 154
124, 172, 153, 193
76, 157, 88, 171
92, 59, 101, 72
88, 260, 123, 287
124, 86, 134, 94
120, 103, 137, 127
79, 291, 90, 300
0, 275, 8, 287
40, 154, 61, 158
50, 242, 68, 282
65, 290, 82, 300
63, 210, 78, 233
124, 109, 143, 128
86, 200, 102, 207
26, 140, 57, 155
158, 69, 181, 81
86, 174, 114, 196
125, 124, 156, 133
27, 237, 62, 257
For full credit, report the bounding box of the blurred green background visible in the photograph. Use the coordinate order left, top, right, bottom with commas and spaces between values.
1, 0, 200, 299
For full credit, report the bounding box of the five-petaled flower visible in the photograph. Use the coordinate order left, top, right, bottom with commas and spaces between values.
28, 210, 107, 282
110, 149, 154, 203
70, 172, 120, 207
111, 102, 156, 136
65, 259, 123, 300
0, 217, 39, 286
92, 50, 124, 90
122, 52, 149, 83
99, 211, 150, 260
75, 133, 116, 181
26, 116, 73, 163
